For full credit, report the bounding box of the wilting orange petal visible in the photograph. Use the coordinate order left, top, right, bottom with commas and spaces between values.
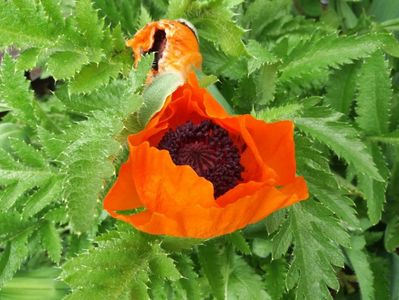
126, 19, 202, 80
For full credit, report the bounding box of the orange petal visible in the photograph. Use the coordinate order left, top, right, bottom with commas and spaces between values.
121, 176, 307, 238
103, 160, 143, 215
129, 142, 217, 213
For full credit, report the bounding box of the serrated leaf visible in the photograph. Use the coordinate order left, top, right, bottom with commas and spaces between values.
325, 63, 358, 115
0, 54, 37, 126
246, 40, 279, 74
175, 255, 201, 300
69, 61, 122, 94
40, 0, 65, 28
279, 34, 382, 84
47, 51, 89, 79
40, 221, 62, 264
198, 243, 225, 300
199, 243, 270, 300
61, 111, 122, 232
0, 231, 31, 288
385, 216, 399, 252
62, 226, 166, 300
358, 143, 389, 224
356, 50, 392, 135
287, 201, 349, 299
271, 216, 292, 259
138, 72, 184, 126
264, 259, 287, 300
257, 102, 303, 122
227, 231, 251, 255
23, 177, 62, 218
255, 64, 278, 105
149, 244, 181, 281
75, 0, 104, 48
15, 48, 40, 71
296, 137, 360, 228
345, 235, 375, 300
295, 106, 383, 181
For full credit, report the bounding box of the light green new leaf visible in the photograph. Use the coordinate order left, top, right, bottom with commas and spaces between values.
356, 50, 392, 135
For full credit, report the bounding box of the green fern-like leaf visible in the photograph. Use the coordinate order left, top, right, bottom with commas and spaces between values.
0, 141, 60, 214
0, 55, 37, 127
296, 137, 360, 228
278, 34, 382, 85
287, 201, 350, 300
61, 111, 121, 233
69, 61, 122, 94
295, 106, 383, 181
175, 255, 201, 300
198, 243, 269, 300
62, 225, 180, 300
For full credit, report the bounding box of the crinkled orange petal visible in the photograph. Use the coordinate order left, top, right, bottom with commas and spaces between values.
129, 142, 217, 212
117, 176, 307, 238
103, 159, 142, 214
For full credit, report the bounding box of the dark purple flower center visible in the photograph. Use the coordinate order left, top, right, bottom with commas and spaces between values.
158, 120, 244, 198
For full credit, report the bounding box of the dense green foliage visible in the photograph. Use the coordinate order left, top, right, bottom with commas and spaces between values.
0, 0, 398, 299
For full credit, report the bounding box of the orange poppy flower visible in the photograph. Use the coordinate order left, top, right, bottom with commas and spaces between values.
104, 72, 308, 238
126, 19, 202, 79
